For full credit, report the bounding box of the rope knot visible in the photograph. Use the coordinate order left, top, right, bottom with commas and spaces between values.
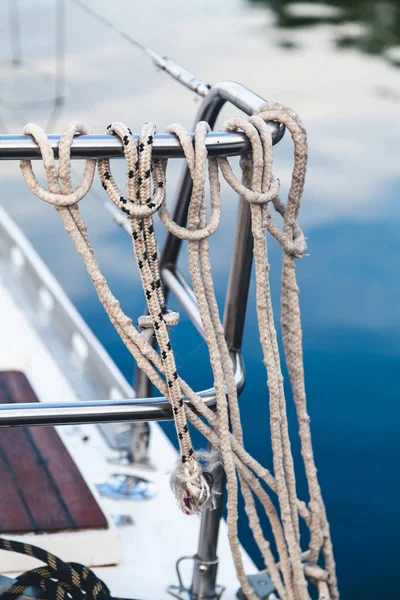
304, 563, 330, 583
219, 113, 309, 260
138, 310, 180, 343
170, 453, 215, 515
284, 225, 307, 258
20, 122, 96, 207
158, 122, 221, 241
265, 217, 307, 258
137, 309, 180, 331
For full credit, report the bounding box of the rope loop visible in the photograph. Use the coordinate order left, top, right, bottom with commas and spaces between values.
253, 102, 308, 237
98, 121, 166, 218
20, 122, 96, 206
218, 118, 280, 205
218, 113, 307, 259
158, 122, 221, 240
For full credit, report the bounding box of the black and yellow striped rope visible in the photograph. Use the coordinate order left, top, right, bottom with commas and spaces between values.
0, 538, 131, 600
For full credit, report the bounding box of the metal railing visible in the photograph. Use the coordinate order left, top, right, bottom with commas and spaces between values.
0, 81, 284, 431
0, 350, 245, 427
0, 79, 284, 600
0, 131, 249, 160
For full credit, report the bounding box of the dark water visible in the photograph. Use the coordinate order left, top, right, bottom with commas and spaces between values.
0, 1, 399, 598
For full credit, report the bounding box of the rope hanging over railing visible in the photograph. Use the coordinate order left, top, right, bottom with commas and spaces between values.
15, 108, 339, 600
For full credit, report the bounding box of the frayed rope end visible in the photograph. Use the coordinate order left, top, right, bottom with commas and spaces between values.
170, 449, 223, 515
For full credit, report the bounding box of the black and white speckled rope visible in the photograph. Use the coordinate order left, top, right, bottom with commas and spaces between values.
97, 121, 211, 515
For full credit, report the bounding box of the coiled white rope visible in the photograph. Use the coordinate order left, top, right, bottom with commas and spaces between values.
20, 110, 338, 600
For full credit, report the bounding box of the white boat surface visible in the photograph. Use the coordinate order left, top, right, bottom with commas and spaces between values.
0, 205, 255, 599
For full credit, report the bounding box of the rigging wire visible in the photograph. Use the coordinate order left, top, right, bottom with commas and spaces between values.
2, 0, 212, 230
70, 0, 211, 96
70, 0, 148, 53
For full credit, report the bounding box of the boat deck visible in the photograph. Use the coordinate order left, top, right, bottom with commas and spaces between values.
0, 370, 107, 534
0, 206, 255, 599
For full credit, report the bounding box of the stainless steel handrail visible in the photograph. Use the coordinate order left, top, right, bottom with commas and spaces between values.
200, 81, 285, 127
0, 83, 284, 160
0, 82, 276, 434
0, 131, 248, 160
0, 350, 245, 428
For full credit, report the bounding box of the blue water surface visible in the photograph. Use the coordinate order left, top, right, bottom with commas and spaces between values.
0, 1, 399, 598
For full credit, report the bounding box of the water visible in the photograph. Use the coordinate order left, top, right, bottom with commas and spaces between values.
0, 1, 399, 598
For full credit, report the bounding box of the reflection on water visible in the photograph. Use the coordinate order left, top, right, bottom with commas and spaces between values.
0, 1, 399, 599
0, 0, 66, 132
249, 0, 400, 64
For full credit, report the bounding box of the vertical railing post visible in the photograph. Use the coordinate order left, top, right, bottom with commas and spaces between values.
189, 462, 225, 600
187, 194, 254, 600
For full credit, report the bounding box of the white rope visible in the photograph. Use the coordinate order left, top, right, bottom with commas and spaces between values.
20, 113, 338, 600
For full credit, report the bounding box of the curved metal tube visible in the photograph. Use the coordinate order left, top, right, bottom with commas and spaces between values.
160, 80, 285, 269
0, 350, 245, 428
197, 81, 285, 142
0, 82, 284, 161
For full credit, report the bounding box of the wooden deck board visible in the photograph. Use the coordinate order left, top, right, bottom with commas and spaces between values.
0, 371, 108, 534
